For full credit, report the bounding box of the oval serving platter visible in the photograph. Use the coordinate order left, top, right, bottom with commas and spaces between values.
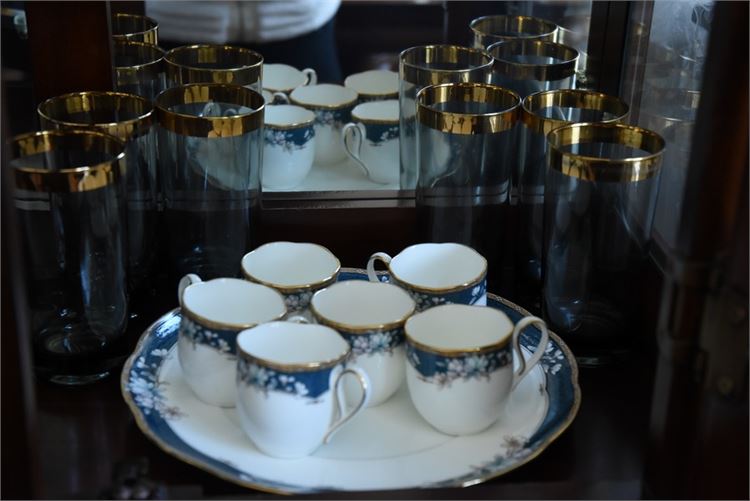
122, 268, 580, 494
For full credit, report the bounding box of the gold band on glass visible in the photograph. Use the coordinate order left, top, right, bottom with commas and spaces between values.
155, 84, 264, 137
547, 122, 665, 182
522, 89, 629, 136
38, 91, 154, 140
114, 40, 165, 85
470, 15, 558, 48
165, 44, 263, 87
11, 130, 126, 193
417, 82, 520, 134
238, 345, 350, 373
399, 45, 494, 88
489, 39, 578, 81
111, 13, 159, 45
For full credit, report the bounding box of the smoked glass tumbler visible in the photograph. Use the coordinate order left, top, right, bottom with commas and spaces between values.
399, 45, 493, 189
164, 44, 264, 92
155, 84, 264, 282
113, 40, 166, 102
516, 90, 629, 309
10, 130, 129, 385
542, 123, 665, 366
111, 13, 159, 45
37, 91, 158, 297
416, 82, 520, 292
470, 15, 558, 49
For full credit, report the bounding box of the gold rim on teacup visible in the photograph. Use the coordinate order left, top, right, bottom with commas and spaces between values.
351, 110, 399, 126
114, 39, 165, 85
241, 242, 341, 294
417, 83, 520, 135
264, 107, 317, 131
399, 45, 494, 87
238, 338, 351, 373
155, 83, 264, 137
488, 39, 578, 82
404, 306, 513, 356
38, 91, 154, 140
547, 122, 665, 182
522, 89, 630, 136
470, 15, 558, 46
289, 92, 358, 111
112, 13, 159, 45
357, 90, 398, 100
181, 285, 286, 331
165, 44, 263, 86
10, 129, 127, 193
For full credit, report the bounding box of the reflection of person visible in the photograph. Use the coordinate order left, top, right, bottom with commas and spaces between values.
146, 0, 343, 82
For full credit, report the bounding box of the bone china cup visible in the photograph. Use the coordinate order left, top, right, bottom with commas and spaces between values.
177, 274, 286, 407
311, 280, 416, 407
263, 63, 317, 93
344, 69, 399, 102
367, 243, 488, 311
342, 100, 400, 185
290, 84, 358, 165
405, 304, 550, 435
235, 322, 371, 458
262, 105, 317, 190
241, 242, 340, 312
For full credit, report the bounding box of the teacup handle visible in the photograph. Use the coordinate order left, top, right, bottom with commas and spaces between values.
177, 273, 202, 307
302, 68, 317, 86
342, 122, 378, 181
366, 252, 392, 282
323, 367, 370, 444
511, 316, 549, 391
272, 92, 289, 104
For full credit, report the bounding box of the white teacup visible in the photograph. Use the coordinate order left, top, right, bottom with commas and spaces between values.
263, 63, 317, 93
367, 243, 488, 311
176, 274, 286, 407
310, 280, 416, 407
405, 304, 549, 435
342, 99, 399, 185
290, 84, 358, 165
241, 241, 340, 312
344, 69, 399, 102
262, 105, 316, 190
236, 321, 370, 458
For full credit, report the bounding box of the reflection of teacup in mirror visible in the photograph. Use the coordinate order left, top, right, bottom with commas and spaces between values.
344, 69, 399, 102
262, 105, 316, 190
290, 84, 358, 165
263, 63, 317, 93
405, 304, 549, 435
241, 241, 340, 312
341, 100, 399, 185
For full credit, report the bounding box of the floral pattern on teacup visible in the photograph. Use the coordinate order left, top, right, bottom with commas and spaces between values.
395, 278, 487, 312
180, 315, 236, 358
365, 123, 399, 145
315, 108, 352, 128
283, 289, 315, 312
406, 342, 512, 389
265, 126, 315, 153
340, 327, 403, 358
237, 356, 331, 400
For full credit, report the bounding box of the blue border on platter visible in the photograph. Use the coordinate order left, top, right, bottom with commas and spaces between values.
121, 268, 581, 495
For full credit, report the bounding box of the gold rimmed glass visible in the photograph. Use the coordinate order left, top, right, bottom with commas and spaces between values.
542, 122, 665, 366
9, 129, 129, 385
113, 40, 166, 102
398, 44, 494, 189
165, 44, 264, 92
470, 15, 558, 49
111, 13, 158, 45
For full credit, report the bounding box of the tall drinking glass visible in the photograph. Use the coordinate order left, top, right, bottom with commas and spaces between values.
470, 15, 558, 49
155, 84, 264, 281
542, 123, 665, 365
416, 82, 520, 294
164, 45, 263, 92
113, 40, 166, 102
111, 13, 158, 45
10, 130, 129, 384
399, 45, 493, 189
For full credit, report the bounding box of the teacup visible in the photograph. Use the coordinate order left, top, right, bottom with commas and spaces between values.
405, 304, 549, 435
236, 321, 371, 458
310, 280, 416, 407
241, 241, 340, 312
177, 274, 286, 407
261, 105, 316, 190
290, 84, 358, 165
344, 69, 399, 102
341, 100, 399, 185
367, 243, 488, 311
263, 63, 317, 93
261, 89, 290, 105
